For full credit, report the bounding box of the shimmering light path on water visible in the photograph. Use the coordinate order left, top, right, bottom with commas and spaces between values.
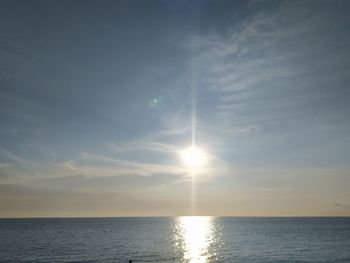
0, 217, 350, 263
173, 217, 220, 262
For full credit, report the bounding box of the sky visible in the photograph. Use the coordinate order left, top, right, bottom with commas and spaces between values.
1, 0, 350, 217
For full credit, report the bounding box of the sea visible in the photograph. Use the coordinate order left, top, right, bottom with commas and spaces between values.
0, 217, 349, 263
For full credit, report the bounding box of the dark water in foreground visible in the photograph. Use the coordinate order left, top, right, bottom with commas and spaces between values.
0, 217, 349, 263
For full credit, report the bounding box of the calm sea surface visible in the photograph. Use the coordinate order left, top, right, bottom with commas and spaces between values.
0, 217, 349, 263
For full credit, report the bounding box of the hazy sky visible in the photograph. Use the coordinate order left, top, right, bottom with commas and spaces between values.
1, 0, 350, 217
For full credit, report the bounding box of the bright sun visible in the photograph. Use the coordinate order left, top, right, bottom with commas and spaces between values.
180, 145, 207, 171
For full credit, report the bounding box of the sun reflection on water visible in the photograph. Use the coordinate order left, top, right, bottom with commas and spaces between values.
174, 216, 219, 262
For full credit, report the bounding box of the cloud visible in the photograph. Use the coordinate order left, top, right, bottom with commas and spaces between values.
110, 140, 177, 154
335, 203, 350, 208
61, 142, 232, 182
0, 162, 12, 169
50, 122, 234, 184
35, 173, 181, 191
0, 147, 28, 164
185, 1, 350, 138
62, 152, 184, 178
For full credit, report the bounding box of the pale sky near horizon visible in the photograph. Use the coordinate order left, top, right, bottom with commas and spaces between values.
1, 0, 350, 217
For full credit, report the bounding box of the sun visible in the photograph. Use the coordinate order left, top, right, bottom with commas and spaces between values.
180, 145, 207, 171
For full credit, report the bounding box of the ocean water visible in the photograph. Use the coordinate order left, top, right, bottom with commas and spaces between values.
0, 217, 349, 263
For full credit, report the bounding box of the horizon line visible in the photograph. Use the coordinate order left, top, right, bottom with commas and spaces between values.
1, 215, 349, 219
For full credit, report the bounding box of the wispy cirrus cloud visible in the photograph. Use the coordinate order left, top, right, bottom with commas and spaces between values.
61, 139, 232, 182
62, 152, 184, 178
110, 141, 177, 154
179, 1, 350, 175
188, 1, 350, 137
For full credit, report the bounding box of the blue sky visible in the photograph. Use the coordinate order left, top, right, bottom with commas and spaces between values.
1, 0, 350, 216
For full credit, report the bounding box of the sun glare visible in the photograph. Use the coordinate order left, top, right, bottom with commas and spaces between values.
180, 145, 207, 171
174, 216, 215, 262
